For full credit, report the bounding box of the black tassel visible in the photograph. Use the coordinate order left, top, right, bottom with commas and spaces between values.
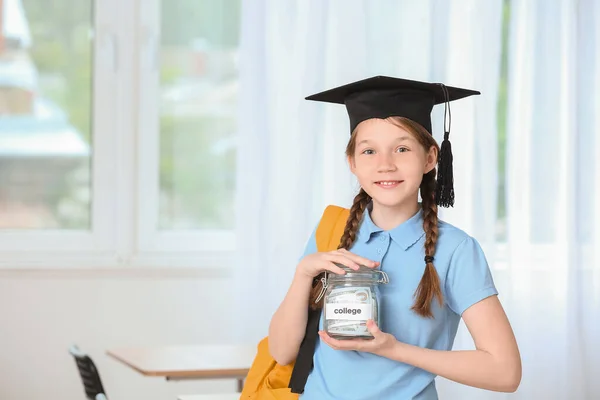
436, 131, 454, 207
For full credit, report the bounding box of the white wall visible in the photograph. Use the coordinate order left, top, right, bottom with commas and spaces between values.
0, 268, 243, 400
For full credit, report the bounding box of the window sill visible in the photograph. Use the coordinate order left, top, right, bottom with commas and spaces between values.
0, 250, 235, 275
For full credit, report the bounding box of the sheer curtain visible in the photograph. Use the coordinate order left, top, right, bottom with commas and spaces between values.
497, 0, 599, 398
233, 0, 600, 398
429, 1, 600, 398
232, 0, 460, 342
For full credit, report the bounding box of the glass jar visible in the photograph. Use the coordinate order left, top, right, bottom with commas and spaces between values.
318, 264, 389, 340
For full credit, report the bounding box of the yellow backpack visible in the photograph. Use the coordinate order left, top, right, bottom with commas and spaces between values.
240, 205, 350, 399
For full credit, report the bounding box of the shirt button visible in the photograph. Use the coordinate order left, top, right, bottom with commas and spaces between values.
377, 248, 383, 254
380, 235, 386, 242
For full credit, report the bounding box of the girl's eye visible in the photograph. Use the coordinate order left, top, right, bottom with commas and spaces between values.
396, 147, 409, 153
362, 149, 375, 155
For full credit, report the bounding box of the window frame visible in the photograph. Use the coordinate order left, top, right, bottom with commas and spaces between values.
0, 0, 122, 258
134, 0, 236, 259
0, 0, 235, 269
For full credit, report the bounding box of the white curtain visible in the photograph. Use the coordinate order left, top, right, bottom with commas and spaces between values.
233, 0, 470, 341
491, 0, 599, 398
233, 0, 600, 398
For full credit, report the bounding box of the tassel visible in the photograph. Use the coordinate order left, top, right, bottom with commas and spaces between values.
436, 131, 454, 207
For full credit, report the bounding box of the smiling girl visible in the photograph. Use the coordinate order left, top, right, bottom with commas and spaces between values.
268, 76, 521, 400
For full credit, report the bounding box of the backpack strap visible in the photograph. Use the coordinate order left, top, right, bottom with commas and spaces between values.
288, 307, 321, 394
288, 205, 350, 394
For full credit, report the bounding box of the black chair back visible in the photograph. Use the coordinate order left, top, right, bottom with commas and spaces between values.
69, 345, 107, 400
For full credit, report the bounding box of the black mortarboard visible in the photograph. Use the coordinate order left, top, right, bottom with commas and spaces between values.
305, 75, 481, 208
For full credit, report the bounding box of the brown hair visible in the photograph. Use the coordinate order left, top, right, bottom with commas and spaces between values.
309, 117, 443, 317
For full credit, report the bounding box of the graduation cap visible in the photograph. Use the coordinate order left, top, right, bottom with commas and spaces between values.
305, 76, 480, 208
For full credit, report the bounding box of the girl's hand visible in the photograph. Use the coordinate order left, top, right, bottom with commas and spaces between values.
318, 319, 398, 357
296, 249, 379, 279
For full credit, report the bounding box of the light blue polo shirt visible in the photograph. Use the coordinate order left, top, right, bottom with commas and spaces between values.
298, 204, 498, 400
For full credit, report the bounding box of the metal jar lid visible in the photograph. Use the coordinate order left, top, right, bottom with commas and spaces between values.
327, 263, 389, 283
314, 263, 389, 303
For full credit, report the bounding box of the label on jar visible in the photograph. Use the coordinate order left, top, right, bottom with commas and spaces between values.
325, 303, 372, 320
325, 286, 374, 323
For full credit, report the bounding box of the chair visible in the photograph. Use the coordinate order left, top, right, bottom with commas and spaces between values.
69, 345, 108, 400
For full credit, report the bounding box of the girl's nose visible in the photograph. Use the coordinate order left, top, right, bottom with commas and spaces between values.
377, 153, 397, 172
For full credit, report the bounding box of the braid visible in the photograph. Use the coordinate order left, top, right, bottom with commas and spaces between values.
411, 169, 444, 318
338, 189, 371, 250
308, 189, 371, 309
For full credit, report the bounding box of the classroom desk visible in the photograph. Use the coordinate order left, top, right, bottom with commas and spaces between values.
106, 344, 256, 392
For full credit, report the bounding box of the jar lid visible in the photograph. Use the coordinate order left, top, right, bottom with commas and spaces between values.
327, 263, 389, 284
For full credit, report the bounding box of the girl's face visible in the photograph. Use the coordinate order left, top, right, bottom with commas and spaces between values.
348, 118, 437, 209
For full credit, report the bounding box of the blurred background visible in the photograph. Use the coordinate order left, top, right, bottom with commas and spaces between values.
0, 0, 598, 399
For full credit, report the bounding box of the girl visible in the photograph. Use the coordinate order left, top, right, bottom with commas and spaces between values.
268, 76, 521, 399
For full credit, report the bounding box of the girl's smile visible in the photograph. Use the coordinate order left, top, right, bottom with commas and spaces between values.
373, 180, 403, 189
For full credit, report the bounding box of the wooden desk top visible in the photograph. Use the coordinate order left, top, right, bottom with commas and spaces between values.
178, 395, 240, 400
106, 344, 256, 379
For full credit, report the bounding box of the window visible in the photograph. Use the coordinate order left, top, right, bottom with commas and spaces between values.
0, 0, 241, 265
495, 0, 511, 243
136, 0, 240, 255
0, 0, 512, 267
0, 0, 92, 229
0, 0, 122, 258
158, 0, 240, 231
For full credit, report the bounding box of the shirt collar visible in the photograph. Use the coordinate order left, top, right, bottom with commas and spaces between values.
357, 203, 425, 250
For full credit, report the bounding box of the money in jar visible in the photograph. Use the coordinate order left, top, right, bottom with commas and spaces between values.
316, 263, 389, 340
